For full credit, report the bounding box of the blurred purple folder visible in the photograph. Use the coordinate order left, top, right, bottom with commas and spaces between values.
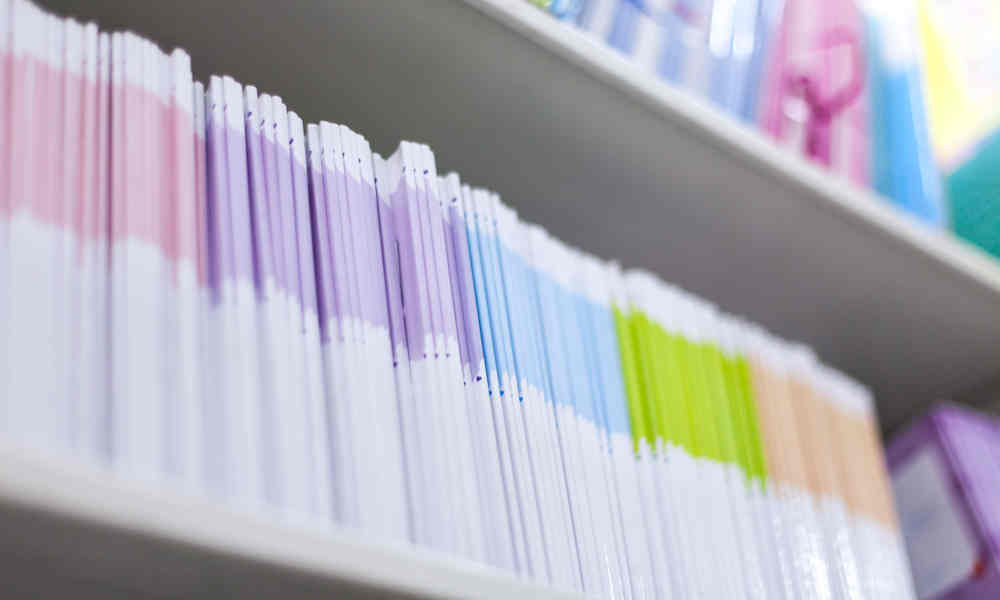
889, 404, 1000, 599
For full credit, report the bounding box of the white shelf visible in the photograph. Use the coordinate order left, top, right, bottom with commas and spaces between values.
0, 442, 581, 599
38, 0, 1000, 431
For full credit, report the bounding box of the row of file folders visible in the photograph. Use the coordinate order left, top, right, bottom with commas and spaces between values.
0, 1, 915, 598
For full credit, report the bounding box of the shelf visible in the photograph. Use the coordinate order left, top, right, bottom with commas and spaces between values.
38, 0, 1000, 432
0, 442, 581, 599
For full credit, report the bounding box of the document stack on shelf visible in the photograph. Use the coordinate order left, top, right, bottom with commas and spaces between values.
0, 1, 915, 598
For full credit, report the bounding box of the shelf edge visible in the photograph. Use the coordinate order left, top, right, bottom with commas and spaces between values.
0, 442, 582, 600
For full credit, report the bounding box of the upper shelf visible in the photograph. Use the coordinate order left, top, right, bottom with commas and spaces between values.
39, 0, 1000, 431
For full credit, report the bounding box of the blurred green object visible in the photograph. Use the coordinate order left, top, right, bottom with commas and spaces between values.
949, 128, 1000, 259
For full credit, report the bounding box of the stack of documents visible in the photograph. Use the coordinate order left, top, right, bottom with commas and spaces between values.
0, 1, 915, 598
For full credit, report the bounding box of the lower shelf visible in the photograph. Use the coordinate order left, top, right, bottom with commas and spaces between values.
0, 442, 580, 600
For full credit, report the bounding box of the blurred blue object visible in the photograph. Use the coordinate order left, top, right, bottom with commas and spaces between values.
571, 0, 777, 123
864, 6, 946, 227
740, 0, 783, 122
550, 0, 588, 21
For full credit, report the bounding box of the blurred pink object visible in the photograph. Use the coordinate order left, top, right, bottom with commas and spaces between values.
758, 0, 869, 186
